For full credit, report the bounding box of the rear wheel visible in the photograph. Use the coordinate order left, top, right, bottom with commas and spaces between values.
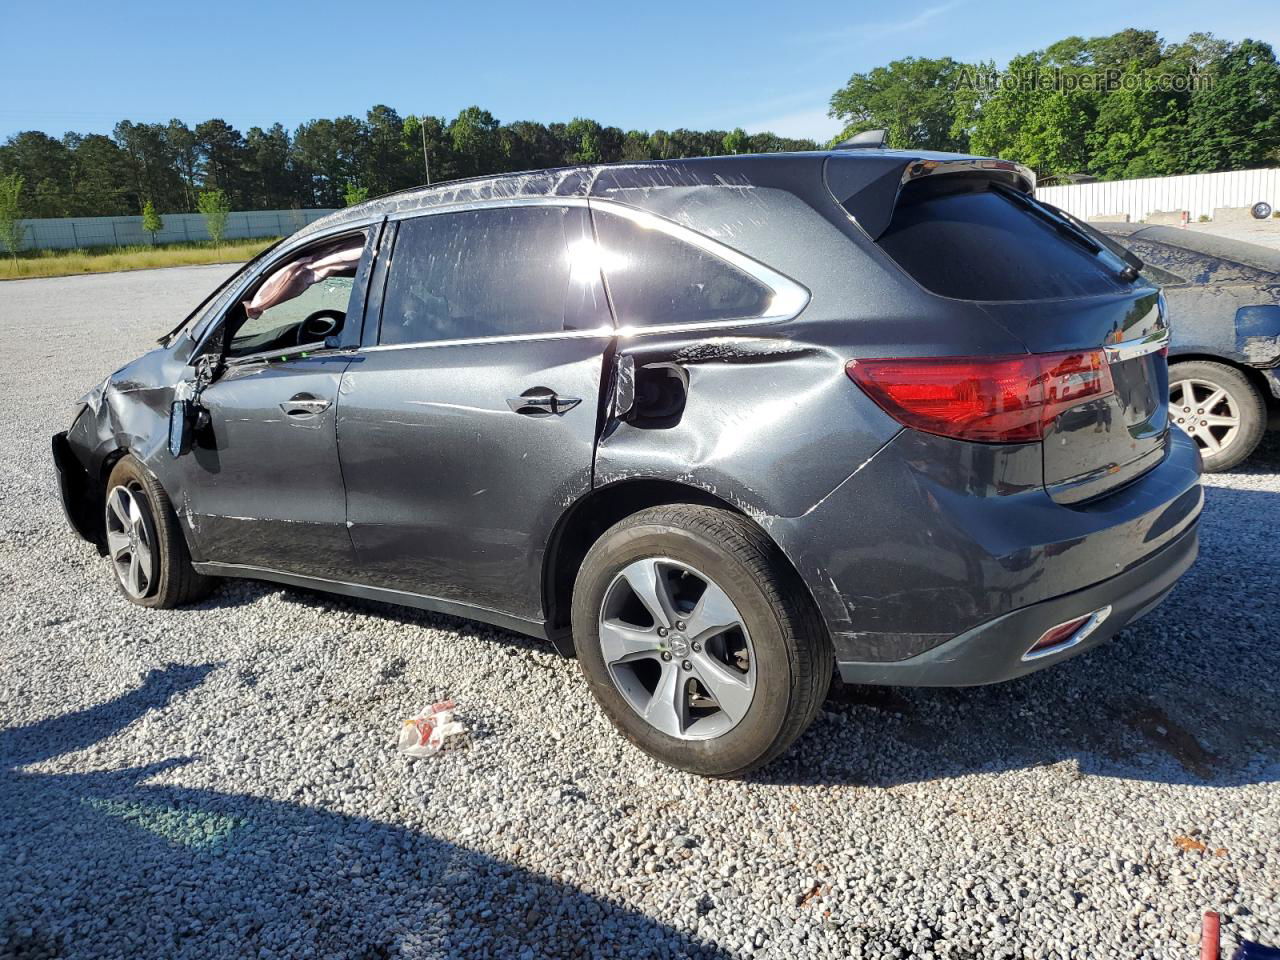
104, 456, 213, 608
571, 505, 831, 777
1169, 360, 1265, 472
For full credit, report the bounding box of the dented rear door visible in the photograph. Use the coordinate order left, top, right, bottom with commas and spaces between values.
336, 204, 612, 621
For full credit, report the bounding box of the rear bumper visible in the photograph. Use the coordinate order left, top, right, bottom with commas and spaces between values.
52, 430, 100, 547
835, 519, 1197, 686
769, 425, 1203, 678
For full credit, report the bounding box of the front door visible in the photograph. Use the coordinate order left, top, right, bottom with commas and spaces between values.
336, 203, 612, 622
177, 226, 378, 579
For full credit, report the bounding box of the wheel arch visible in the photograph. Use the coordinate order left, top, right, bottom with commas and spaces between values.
1168, 352, 1278, 412
541, 478, 826, 656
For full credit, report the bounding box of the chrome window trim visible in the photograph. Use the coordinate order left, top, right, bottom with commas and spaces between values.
369, 196, 811, 351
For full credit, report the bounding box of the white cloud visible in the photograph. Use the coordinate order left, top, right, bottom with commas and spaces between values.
862, 0, 964, 38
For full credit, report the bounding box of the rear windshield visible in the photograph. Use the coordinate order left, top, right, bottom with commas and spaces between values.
876, 178, 1129, 301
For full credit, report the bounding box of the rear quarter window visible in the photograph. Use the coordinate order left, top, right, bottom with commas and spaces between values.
593, 210, 773, 327
876, 179, 1128, 301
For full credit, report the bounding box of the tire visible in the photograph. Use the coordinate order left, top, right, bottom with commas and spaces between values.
1169, 360, 1266, 472
1251, 201, 1273, 221
571, 505, 832, 777
103, 455, 213, 608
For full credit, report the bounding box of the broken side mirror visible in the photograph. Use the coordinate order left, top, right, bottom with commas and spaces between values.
168, 399, 196, 457
170, 354, 218, 458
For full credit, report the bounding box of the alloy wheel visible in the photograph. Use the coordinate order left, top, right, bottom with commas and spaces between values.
105, 484, 156, 599
598, 557, 756, 741
1170, 378, 1240, 457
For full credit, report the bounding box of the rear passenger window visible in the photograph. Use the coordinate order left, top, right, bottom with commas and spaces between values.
379, 206, 608, 345
593, 211, 772, 327
877, 179, 1128, 301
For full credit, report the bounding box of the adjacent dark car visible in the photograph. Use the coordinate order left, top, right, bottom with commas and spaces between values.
54, 150, 1202, 776
1091, 222, 1280, 471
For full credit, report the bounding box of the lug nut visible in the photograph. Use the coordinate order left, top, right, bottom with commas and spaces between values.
657, 627, 668, 637
681, 660, 692, 671
691, 641, 701, 652
1197, 408, 1204, 415
675, 620, 686, 631
661, 652, 671, 661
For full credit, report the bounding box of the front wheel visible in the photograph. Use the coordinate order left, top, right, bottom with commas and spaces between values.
571, 505, 831, 777
1169, 360, 1266, 472
103, 455, 213, 608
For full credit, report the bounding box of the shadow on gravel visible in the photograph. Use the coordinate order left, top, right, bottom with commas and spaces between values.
755, 482, 1280, 791
0, 666, 729, 960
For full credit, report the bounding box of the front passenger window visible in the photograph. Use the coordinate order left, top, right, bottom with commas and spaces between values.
227, 236, 365, 358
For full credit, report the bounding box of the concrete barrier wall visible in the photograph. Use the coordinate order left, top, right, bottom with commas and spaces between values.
1037, 168, 1279, 223
15, 208, 338, 252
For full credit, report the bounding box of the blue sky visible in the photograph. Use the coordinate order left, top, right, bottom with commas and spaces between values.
3, 0, 1278, 142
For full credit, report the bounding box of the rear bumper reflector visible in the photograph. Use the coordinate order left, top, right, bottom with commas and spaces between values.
1022, 605, 1113, 661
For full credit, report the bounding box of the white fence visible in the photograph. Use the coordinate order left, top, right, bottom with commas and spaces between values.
1037, 168, 1280, 223
15, 208, 338, 252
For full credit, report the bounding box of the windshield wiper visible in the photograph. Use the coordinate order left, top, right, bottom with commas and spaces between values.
991, 183, 1140, 282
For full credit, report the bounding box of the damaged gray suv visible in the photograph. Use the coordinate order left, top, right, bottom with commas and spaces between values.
54, 148, 1203, 776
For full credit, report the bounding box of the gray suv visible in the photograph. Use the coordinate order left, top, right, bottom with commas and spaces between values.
53, 149, 1203, 776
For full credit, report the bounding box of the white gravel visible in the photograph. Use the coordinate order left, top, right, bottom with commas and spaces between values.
2, 266, 1278, 960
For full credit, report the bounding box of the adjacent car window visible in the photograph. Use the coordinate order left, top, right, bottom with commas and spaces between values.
877, 179, 1129, 301
592, 211, 772, 327
379, 206, 608, 345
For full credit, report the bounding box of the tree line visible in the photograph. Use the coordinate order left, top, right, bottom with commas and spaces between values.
0, 108, 816, 219
829, 30, 1280, 180
4, 28, 1276, 223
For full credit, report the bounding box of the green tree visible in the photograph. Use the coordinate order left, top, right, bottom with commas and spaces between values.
723, 128, 748, 154
141, 199, 163, 244
0, 173, 24, 266
343, 181, 369, 206
565, 117, 603, 164
65, 133, 131, 216
449, 106, 501, 177
830, 57, 973, 150
1185, 39, 1280, 172
197, 188, 231, 248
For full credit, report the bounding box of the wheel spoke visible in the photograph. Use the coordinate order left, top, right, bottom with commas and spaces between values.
134, 540, 154, 581
618, 559, 676, 629
690, 652, 753, 724
1202, 414, 1238, 427
106, 530, 131, 559
683, 580, 742, 643
127, 554, 144, 595
643, 661, 687, 738
1199, 429, 1222, 453
1201, 387, 1228, 412
599, 619, 662, 665
108, 488, 131, 530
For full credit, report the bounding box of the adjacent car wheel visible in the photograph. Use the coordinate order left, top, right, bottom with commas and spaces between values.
103, 456, 212, 608
572, 505, 832, 777
1169, 360, 1266, 472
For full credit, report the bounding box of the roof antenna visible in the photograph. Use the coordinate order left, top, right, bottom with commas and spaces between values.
834, 129, 888, 150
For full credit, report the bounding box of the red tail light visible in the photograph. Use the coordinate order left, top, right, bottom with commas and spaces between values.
846, 351, 1114, 443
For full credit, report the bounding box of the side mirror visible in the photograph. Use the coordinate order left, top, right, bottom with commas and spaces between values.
168, 399, 195, 457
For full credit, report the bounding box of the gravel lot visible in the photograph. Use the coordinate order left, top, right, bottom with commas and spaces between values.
2, 266, 1278, 960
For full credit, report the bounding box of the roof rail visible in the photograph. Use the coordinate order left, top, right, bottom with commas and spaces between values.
834, 129, 888, 150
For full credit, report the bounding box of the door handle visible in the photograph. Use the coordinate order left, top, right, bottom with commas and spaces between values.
507, 391, 582, 416
279, 394, 331, 417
